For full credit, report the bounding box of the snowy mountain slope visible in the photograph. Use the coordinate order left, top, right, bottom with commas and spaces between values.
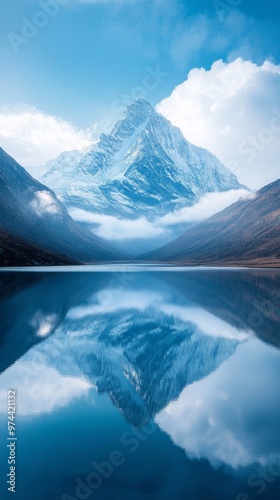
40, 98, 244, 220
37, 149, 85, 184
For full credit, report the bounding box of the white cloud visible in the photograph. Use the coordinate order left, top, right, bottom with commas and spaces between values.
157, 189, 250, 226
69, 189, 249, 241
69, 209, 165, 240
0, 105, 96, 168
157, 59, 280, 189
30, 190, 62, 216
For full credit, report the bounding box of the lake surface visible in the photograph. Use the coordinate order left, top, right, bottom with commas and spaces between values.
0, 268, 280, 500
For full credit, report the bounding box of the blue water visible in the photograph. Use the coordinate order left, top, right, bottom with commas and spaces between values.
0, 268, 280, 500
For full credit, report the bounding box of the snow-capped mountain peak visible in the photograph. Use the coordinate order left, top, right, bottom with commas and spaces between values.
39, 99, 244, 222
112, 97, 155, 135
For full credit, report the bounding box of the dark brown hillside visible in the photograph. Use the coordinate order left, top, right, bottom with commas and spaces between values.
143, 179, 280, 267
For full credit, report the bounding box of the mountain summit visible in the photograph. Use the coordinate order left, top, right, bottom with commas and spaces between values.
40, 99, 243, 220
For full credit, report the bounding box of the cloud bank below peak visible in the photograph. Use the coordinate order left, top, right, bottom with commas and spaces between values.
69, 188, 250, 242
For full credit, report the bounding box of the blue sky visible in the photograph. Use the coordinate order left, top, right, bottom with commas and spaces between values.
1, 0, 280, 126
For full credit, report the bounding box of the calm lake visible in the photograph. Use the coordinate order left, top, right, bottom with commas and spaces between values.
0, 268, 280, 500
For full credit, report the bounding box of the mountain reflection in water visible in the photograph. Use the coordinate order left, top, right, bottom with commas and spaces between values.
0, 269, 279, 500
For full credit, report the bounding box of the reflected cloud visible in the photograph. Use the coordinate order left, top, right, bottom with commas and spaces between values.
0, 362, 92, 416
159, 304, 252, 341
30, 311, 60, 338
156, 340, 280, 469
67, 289, 162, 318
68, 287, 251, 342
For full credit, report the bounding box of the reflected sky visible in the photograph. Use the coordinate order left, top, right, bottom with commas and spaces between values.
0, 269, 280, 500
157, 340, 280, 469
